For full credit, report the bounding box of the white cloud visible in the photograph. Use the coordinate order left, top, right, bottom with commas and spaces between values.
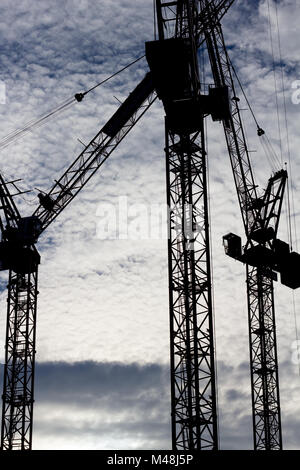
0, 0, 299, 450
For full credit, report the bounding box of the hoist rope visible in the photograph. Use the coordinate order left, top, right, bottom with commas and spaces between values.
261, 134, 282, 169
274, 1, 300, 377
266, 0, 294, 252
274, 1, 298, 252
260, 137, 277, 173
0, 98, 76, 152
230, 61, 260, 131
286, 175, 294, 251
0, 54, 146, 152
267, 0, 284, 167
292, 291, 300, 378
268, 1, 292, 248
229, 58, 282, 170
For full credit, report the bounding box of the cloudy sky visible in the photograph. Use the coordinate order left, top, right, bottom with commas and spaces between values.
0, 0, 299, 450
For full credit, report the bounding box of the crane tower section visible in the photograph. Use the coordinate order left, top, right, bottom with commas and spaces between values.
204, 18, 284, 450
207, 16, 299, 449
146, 0, 230, 450
0, 176, 40, 450
0, 75, 157, 450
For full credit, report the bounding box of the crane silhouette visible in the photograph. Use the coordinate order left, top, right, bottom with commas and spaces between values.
0, 0, 298, 451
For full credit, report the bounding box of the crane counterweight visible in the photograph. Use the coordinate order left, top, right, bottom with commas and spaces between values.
146, 38, 231, 133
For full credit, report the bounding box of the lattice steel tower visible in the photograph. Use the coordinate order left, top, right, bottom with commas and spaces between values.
147, 0, 220, 449
1, 0, 299, 452
146, 0, 236, 449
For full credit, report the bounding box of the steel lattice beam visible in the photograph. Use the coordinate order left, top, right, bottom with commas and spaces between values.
204, 21, 258, 236
247, 266, 282, 449
166, 122, 218, 450
203, 9, 283, 449
1, 267, 38, 450
33, 75, 157, 234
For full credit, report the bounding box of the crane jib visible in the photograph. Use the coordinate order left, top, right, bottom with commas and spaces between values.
102, 73, 155, 138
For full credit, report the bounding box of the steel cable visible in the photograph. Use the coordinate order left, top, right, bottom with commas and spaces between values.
0, 54, 146, 151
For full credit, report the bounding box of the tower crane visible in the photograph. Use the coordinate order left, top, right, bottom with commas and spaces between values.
0, 0, 235, 451
194, 0, 300, 451
0, 74, 157, 450
0, 0, 298, 452
199, 4, 300, 450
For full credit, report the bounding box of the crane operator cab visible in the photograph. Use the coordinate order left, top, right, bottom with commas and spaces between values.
0, 216, 41, 274
145, 37, 231, 134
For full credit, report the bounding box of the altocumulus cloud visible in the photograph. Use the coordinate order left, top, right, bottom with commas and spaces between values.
0, 359, 279, 450
0, 0, 300, 451
0, 361, 172, 450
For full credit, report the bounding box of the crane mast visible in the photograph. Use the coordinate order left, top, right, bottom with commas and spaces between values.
147, 0, 237, 450
202, 8, 286, 449
1, 268, 39, 450
165, 123, 218, 449
147, 0, 226, 450
0, 176, 40, 450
